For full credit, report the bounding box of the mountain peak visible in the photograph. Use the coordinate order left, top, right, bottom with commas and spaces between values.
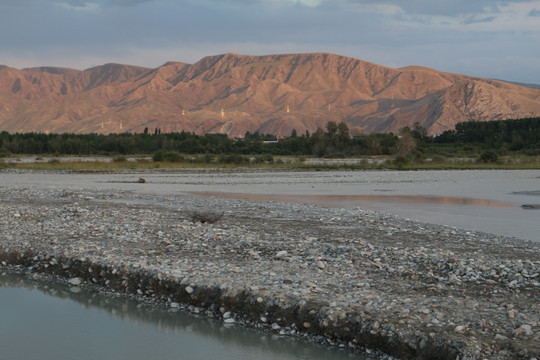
0, 52, 539, 136
23, 66, 80, 74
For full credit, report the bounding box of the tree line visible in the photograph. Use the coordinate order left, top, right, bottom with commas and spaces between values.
0, 117, 538, 159
434, 117, 540, 153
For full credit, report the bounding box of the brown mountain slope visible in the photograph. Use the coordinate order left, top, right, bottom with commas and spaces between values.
1, 53, 540, 137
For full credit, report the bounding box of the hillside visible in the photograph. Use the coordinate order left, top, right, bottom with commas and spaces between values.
1, 53, 540, 136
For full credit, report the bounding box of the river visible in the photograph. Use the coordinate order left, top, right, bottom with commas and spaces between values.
1, 169, 538, 241
0, 271, 365, 360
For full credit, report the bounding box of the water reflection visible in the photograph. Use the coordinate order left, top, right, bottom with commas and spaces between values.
191, 192, 514, 209
0, 271, 366, 360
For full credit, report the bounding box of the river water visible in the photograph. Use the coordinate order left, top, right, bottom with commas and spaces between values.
0, 271, 364, 360
1, 169, 538, 241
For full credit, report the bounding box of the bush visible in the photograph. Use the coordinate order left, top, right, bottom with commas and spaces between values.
153, 150, 184, 162
152, 150, 164, 162
478, 150, 499, 163
112, 155, 126, 162
163, 151, 184, 162
393, 154, 411, 168
189, 211, 223, 224
218, 154, 249, 164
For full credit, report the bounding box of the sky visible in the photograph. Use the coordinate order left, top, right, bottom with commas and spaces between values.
1, 0, 539, 84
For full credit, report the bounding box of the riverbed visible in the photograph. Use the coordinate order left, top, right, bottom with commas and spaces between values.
0, 169, 538, 359
1, 169, 538, 241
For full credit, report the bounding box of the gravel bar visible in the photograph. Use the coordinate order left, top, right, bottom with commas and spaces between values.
0, 176, 538, 359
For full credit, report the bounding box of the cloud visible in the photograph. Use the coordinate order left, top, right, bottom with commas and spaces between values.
462, 15, 496, 24
344, 0, 499, 16
1, 0, 539, 83
54, 2, 101, 12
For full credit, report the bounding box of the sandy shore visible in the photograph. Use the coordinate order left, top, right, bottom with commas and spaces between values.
0, 173, 538, 359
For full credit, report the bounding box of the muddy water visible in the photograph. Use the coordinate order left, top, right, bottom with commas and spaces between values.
180, 170, 539, 241
0, 272, 364, 360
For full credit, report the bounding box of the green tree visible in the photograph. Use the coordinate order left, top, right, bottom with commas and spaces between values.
326, 121, 338, 138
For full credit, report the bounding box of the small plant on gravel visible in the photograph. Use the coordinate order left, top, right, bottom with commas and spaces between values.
189, 211, 224, 224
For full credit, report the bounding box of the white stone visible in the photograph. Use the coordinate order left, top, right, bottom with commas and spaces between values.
275, 250, 288, 259
185, 286, 194, 294
69, 277, 82, 286
224, 318, 235, 324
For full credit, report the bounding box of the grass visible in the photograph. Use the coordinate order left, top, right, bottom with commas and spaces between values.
2, 155, 539, 172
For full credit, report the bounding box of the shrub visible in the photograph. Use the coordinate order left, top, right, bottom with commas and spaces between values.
478, 150, 499, 163
163, 151, 184, 162
112, 155, 126, 162
218, 154, 249, 164
189, 211, 223, 224
153, 150, 164, 162
153, 150, 184, 162
393, 154, 411, 168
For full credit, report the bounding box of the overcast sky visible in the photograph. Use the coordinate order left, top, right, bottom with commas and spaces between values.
1, 0, 539, 83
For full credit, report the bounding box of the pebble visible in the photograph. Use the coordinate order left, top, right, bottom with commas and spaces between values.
69, 277, 82, 286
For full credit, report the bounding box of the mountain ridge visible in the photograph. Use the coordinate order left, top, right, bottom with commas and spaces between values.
1, 52, 540, 137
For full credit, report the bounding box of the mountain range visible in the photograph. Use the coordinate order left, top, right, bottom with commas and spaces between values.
1, 52, 540, 137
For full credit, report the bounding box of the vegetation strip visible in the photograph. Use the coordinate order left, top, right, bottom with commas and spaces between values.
1, 118, 539, 169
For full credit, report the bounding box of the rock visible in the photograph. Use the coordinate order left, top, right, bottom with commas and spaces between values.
454, 325, 465, 333
513, 324, 534, 336
275, 250, 288, 259
185, 286, 194, 294
224, 318, 236, 324
69, 277, 82, 286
